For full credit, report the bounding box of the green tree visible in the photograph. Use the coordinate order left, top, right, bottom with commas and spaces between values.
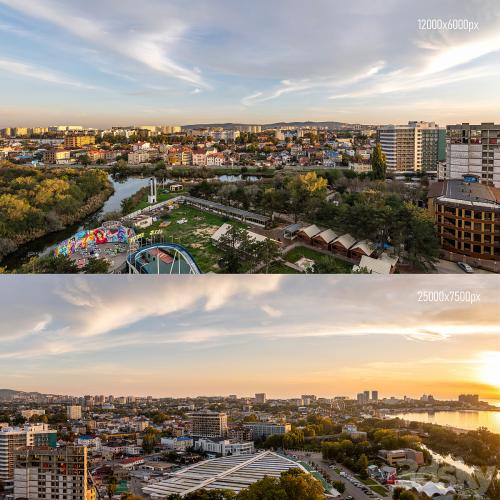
142, 427, 160, 453
106, 475, 118, 500
237, 469, 325, 500
356, 453, 369, 478
371, 143, 387, 180
20, 255, 79, 274
84, 257, 110, 274
332, 480, 345, 494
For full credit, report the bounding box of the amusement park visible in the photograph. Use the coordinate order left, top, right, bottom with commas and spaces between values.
45, 174, 400, 275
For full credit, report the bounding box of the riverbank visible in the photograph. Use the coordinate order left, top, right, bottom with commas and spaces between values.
0, 176, 150, 270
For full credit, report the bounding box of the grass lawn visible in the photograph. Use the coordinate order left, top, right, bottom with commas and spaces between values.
358, 476, 388, 496
140, 204, 244, 273
284, 245, 352, 273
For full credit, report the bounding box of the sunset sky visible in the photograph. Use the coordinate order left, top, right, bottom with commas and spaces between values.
1, 275, 500, 400
1, 0, 500, 126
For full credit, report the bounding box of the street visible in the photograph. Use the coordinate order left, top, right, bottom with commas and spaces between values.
287, 450, 390, 500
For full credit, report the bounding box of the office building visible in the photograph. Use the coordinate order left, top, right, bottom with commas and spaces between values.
371, 391, 379, 401
191, 411, 228, 438
428, 177, 500, 260
0, 424, 57, 491
193, 438, 255, 457
377, 121, 445, 172
63, 134, 95, 149
67, 405, 82, 420
243, 422, 291, 439
14, 445, 95, 500
378, 448, 425, 466
254, 393, 267, 404
446, 123, 500, 187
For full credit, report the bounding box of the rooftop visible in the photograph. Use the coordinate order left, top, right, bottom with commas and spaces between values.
429, 179, 500, 208
142, 451, 307, 497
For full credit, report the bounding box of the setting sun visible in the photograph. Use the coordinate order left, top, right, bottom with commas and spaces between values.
478, 352, 500, 389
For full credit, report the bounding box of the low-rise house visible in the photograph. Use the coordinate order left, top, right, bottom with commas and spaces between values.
312, 229, 338, 249
297, 224, 321, 243
330, 234, 356, 256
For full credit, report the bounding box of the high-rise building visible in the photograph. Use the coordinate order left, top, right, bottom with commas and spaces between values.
191, 411, 228, 438
0, 424, 57, 491
67, 405, 82, 420
371, 391, 379, 401
14, 445, 95, 500
377, 121, 445, 172
445, 123, 500, 187
254, 393, 267, 404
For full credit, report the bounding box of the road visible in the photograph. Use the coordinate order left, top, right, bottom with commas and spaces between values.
288, 450, 388, 500
433, 259, 494, 274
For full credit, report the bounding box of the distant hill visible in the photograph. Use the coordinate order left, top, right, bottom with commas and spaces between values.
0, 388, 43, 400
181, 121, 366, 130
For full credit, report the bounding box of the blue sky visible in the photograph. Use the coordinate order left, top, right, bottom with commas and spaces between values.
1, 0, 500, 126
1, 275, 500, 399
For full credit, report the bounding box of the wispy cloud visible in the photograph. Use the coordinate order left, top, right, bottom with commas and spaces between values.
0, 58, 97, 89
0, 0, 209, 88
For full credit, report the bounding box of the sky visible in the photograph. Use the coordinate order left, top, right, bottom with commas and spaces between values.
1, 0, 500, 126
1, 275, 500, 400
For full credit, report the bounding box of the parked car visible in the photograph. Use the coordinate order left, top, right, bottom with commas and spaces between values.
457, 261, 474, 273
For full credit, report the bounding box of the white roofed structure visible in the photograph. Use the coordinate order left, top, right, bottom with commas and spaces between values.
354, 255, 392, 274
142, 451, 308, 497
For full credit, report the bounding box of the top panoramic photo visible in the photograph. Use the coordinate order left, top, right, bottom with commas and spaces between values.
0, 0, 499, 275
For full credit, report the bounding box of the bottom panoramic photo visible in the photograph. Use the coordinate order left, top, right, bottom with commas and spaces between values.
1, 275, 500, 500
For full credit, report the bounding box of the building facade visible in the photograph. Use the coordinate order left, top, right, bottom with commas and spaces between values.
191, 411, 228, 438
0, 424, 57, 491
446, 123, 500, 187
428, 177, 500, 260
377, 121, 445, 172
63, 134, 95, 149
242, 422, 291, 439
14, 445, 95, 500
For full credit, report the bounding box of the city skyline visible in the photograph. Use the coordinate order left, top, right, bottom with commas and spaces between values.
2, 1, 500, 126
1, 275, 500, 399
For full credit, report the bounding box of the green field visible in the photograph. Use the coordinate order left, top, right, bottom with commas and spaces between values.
140, 205, 244, 273
284, 246, 352, 273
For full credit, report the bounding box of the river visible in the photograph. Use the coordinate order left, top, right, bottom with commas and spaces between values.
1, 176, 149, 270
392, 409, 500, 434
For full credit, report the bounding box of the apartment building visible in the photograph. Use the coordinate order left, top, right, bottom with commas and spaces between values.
242, 422, 291, 439
254, 393, 267, 404
14, 445, 95, 500
445, 123, 500, 187
128, 150, 150, 165
67, 405, 82, 420
43, 148, 72, 164
428, 177, 500, 260
377, 121, 445, 172
190, 411, 228, 438
0, 424, 57, 491
64, 134, 95, 149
